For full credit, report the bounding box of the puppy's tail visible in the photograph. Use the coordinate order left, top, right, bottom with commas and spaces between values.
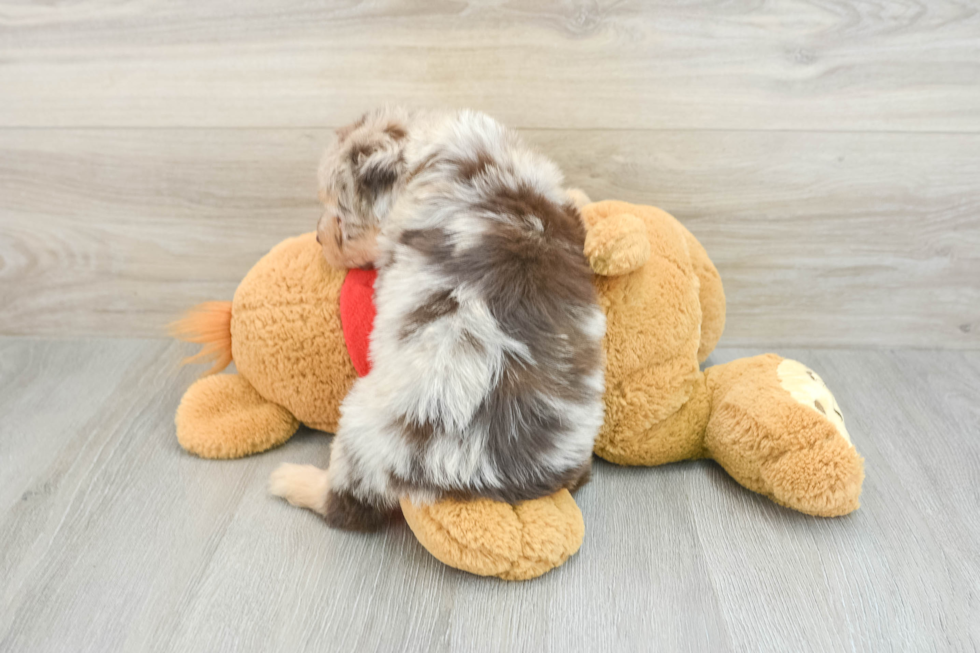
169, 301, 233, 375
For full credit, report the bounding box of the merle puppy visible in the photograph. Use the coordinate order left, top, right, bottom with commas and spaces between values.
270, 107, 605, 530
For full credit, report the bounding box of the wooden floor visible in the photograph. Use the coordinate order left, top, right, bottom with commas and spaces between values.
1, 338, 978, 653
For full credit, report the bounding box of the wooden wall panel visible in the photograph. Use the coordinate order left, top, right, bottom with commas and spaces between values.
0, 1, 978, 131
1, 0, 977, 345
1, 129, 976, 347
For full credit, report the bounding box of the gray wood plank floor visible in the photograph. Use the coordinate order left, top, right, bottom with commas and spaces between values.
1, 338, 977, 653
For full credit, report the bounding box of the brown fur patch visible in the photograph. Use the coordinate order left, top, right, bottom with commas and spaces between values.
390, 456, 594, 505
455, 151, 495, 181
405, 153, 438, 185
465, 186, 599, 502
358, 158, 401, 200
388, 361, 595, 504
324, 489, 388, 532
468, 356, 588, 503
563, 459, 593, 493
348, 141, 373, 166
393, 415, 437, 448
459, 329, 487, 355
385, 124, 407, 141
399, 288, 460, 340
453, 185, 601, 401
470, 185, 595, 306
400, 228, 454, 264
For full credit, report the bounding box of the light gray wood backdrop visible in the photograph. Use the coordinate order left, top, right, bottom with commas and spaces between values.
1, 0, 978, 347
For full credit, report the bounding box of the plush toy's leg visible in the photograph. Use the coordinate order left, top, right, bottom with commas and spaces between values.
595, 368, 712, 466
703, 354, 864, 517
400, 490, 585, 581
175, 373, 300, 459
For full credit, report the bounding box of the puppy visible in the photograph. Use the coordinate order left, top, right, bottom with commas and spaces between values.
270, 107, 605, 530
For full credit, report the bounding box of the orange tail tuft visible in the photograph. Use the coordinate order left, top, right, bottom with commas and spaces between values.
169, 301, 233, 375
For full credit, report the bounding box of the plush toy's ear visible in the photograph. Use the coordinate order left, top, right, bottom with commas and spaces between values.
584, 212, 650, 276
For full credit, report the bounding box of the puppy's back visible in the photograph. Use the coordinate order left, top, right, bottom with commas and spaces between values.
373, 110, 607, 503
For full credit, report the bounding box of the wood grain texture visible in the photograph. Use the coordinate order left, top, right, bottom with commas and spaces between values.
1, 338, 978, 652
1, 1, 979, 131
1, 128, 977, 347
2, 0, 978, 345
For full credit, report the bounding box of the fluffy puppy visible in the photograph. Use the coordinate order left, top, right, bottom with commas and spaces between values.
270, 107, 605, 530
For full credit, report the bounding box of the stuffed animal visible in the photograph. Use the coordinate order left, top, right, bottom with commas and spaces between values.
172, 200, 864, 580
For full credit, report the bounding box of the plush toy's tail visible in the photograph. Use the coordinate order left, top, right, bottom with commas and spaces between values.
169, 301, 233, 375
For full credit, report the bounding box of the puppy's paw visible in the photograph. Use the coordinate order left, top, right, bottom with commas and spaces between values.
268, 463, 330, 515
566, 188, 591, 209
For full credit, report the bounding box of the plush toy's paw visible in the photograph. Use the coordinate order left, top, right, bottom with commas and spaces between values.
763, 434, 864, 517
400, 490, 585, 581
175, 373, 300, 459
764, 359, 864, 516
705, 354, 864, 517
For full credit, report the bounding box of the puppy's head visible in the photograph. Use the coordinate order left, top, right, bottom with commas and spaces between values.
317, 107, 411, 269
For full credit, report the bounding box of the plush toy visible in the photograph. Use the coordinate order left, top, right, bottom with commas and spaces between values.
172, 200, 864, 580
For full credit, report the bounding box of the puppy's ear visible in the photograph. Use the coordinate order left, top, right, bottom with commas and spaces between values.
352, 133, 406, 202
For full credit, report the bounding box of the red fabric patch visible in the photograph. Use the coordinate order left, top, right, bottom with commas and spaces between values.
339, 268, 378, 377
